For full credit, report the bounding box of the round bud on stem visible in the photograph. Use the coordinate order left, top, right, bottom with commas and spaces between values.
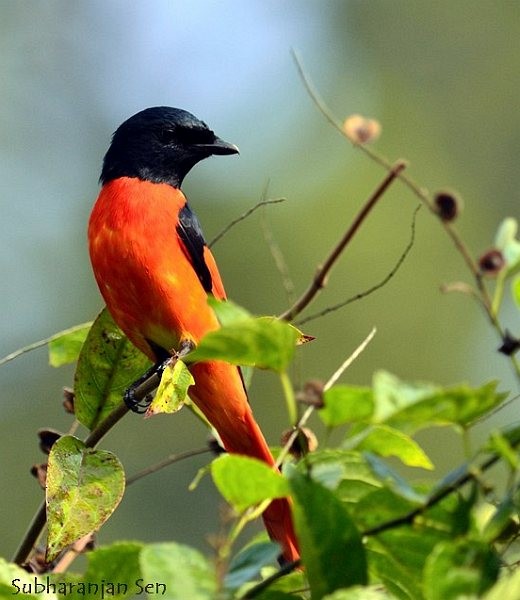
434, 191, 463, 222
478, 248, 505, 276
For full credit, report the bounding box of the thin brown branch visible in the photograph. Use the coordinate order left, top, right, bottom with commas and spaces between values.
278, 161, 406, 322
292, 49, 520, 381
297, 204, 421, 326
363, 452, 499, 538
276, 327, 376, 469
126, 447, 212, 485
242, 558, 302, 599
209, 197, 287, 248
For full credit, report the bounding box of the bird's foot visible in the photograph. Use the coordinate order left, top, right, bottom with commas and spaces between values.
123, 339, 196, 414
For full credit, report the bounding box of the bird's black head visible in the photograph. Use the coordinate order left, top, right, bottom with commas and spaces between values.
100, 106, 239, 188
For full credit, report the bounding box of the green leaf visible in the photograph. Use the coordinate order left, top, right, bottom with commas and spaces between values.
74, 308, 151, 430
208, 296, 252, 325
495, 217, 520, 275
484, 566, 520, 599
323, 587, 397, 599
48, 322, 92, 367
225, 541, 281, 590
364, 454, 426, 503
46, 435, 125, 561
374, 372, 507, 433
512, 275, 520, 308
346, 425, 433, 470
245, 567, 307, 598
288, 468, 367, 598
423, 539, 500, 600
372, 370, 439, 423
353, 486, 418, 532
140, 542, 216, 600
211, 454, 289, 512
83, 542, 143, 599
188, 316, 299, 372
147, 359, 194, 416
320, 386, 374, 427
482, 495, 518, 543
0, 558, 58, 600
304, 450, 383, 505
362, 491, 476, 600
487, 430, 519, 469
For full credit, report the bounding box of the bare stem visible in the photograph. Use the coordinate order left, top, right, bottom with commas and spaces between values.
209, 197, 287, 248
297, 204, 421, 325
291, 49, 520, 381
278, 162, 406, 322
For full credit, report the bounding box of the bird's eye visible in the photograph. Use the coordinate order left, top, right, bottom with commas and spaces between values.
157, 128, 177, 145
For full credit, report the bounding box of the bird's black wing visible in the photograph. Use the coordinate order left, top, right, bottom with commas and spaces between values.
176, 202, 213, 293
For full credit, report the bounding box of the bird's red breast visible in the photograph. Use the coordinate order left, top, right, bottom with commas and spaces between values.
89, 177, 225, 359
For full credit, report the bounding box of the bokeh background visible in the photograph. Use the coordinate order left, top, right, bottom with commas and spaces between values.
2, 1, 519, 560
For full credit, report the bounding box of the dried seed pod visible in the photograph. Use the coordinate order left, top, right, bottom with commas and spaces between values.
478, 248, 505, 276
280, 427, 318, 458
343, 114, 381, 144
434, 191, 463, 222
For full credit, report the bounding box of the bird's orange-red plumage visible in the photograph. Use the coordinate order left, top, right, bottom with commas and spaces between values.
89, 174, 299, 562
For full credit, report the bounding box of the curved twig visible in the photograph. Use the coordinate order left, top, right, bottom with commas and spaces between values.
278, 161, 406, 322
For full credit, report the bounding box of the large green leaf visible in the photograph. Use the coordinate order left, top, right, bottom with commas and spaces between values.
82, 542, 144, 599
303, 450, 383, 505
372, 372, 506, 433
320, 386, 374, 427
46, 435, 125, 561
484, 566, 520, 599
188, 316, 300, 372
345, 425, 433, 470
208, 296, 252, 325
225, 541, 281, 590
288, 468, 367, 598
423, 539, 500, 600
211, 454, 290, 512
361, 490, 476, 600
140, 543, 216, 600
74, 308, 151, 429
371, 371, 439, 424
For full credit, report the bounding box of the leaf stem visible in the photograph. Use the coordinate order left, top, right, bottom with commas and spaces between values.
0, 322, 92, 367
279, 370, 298, 426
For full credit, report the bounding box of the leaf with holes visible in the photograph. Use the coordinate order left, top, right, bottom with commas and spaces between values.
146, 359, 194, 416
46, 436, 125, 562
74, 308, 151, 429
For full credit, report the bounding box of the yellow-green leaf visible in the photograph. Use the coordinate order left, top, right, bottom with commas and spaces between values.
46, 436, 125, 562
147, 359, 194, 416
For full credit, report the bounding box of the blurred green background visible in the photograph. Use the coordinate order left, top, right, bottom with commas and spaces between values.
1, 1, 519, 560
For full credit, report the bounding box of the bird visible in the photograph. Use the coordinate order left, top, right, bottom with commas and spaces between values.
88, 106, 300, 563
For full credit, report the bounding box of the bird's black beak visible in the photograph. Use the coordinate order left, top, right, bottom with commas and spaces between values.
200, 136, 239, 156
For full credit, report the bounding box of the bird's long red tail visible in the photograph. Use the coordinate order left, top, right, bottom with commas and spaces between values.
190, 361, 300, 563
